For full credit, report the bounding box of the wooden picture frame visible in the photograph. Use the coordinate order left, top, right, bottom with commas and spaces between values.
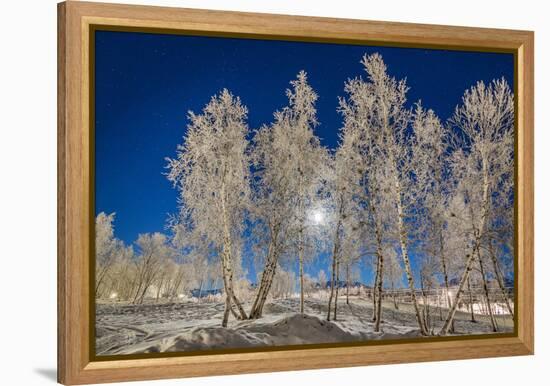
58, 1, 534, 384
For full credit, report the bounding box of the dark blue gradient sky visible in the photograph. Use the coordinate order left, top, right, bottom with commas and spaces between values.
94, 30, 513, 284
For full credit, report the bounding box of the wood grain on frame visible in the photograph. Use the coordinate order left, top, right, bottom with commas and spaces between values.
58, 1, 534, 384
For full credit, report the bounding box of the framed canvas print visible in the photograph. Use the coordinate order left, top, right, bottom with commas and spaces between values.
57, 1, 534, 384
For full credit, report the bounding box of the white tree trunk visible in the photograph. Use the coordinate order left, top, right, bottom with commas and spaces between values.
249, 229, 280, 319
219, 181, 248, 325
476, 248, 498, 332
334, 259, 340, 320
393, 173, 428, 336
440, 164, 490, 335
299, 234, 305, 315
438, 227, 454, 332
467, 275, 476, 322
327, 204, 343, 321
372, 200, 385, 331
345, 264, 350, 305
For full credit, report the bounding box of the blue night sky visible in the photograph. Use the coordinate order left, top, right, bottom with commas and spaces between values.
95, 30, 513, 285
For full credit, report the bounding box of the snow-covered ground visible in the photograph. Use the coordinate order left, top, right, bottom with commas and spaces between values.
96, 297, 514, 356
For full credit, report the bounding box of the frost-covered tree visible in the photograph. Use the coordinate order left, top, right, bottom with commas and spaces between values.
132, 232, 174, 304
95, 212, 130, 298
410, 103, 458, 330
166, 89, 251, 326
192, 255, 216, 300
440, 79, 514, 335
270, 266, 296, 299
337, 72, 384, 322
249, 72, 328, 317
102, 247, 135, 301
484, 125, 515, 317
170, 222, 222, 301
303, 273, 318, 298
487, 235, 514, 316
324, 121, 364, 321
338, 54, 411, 332
339, 231, 362, 306
367, 161, 399, 331
162, 259, 188, 301
351, 53, 430, 334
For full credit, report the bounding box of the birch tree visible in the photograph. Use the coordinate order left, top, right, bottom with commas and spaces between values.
131, 232, 174, 304
103, 247, 135, 301
249, 71, 328, 317
485, 135, 515, 316
95, 212, 129, 298
271, 266, 297, 299
170, 221, 221, 301
339, 231, 362, 306
339, 54, 427, 333
324, 117, 365, 321
167, 89, 251, 326
410, 104, 457, 330
338, 71, 387, 328
440, 79, 514, 335
362, 54, 433, 334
